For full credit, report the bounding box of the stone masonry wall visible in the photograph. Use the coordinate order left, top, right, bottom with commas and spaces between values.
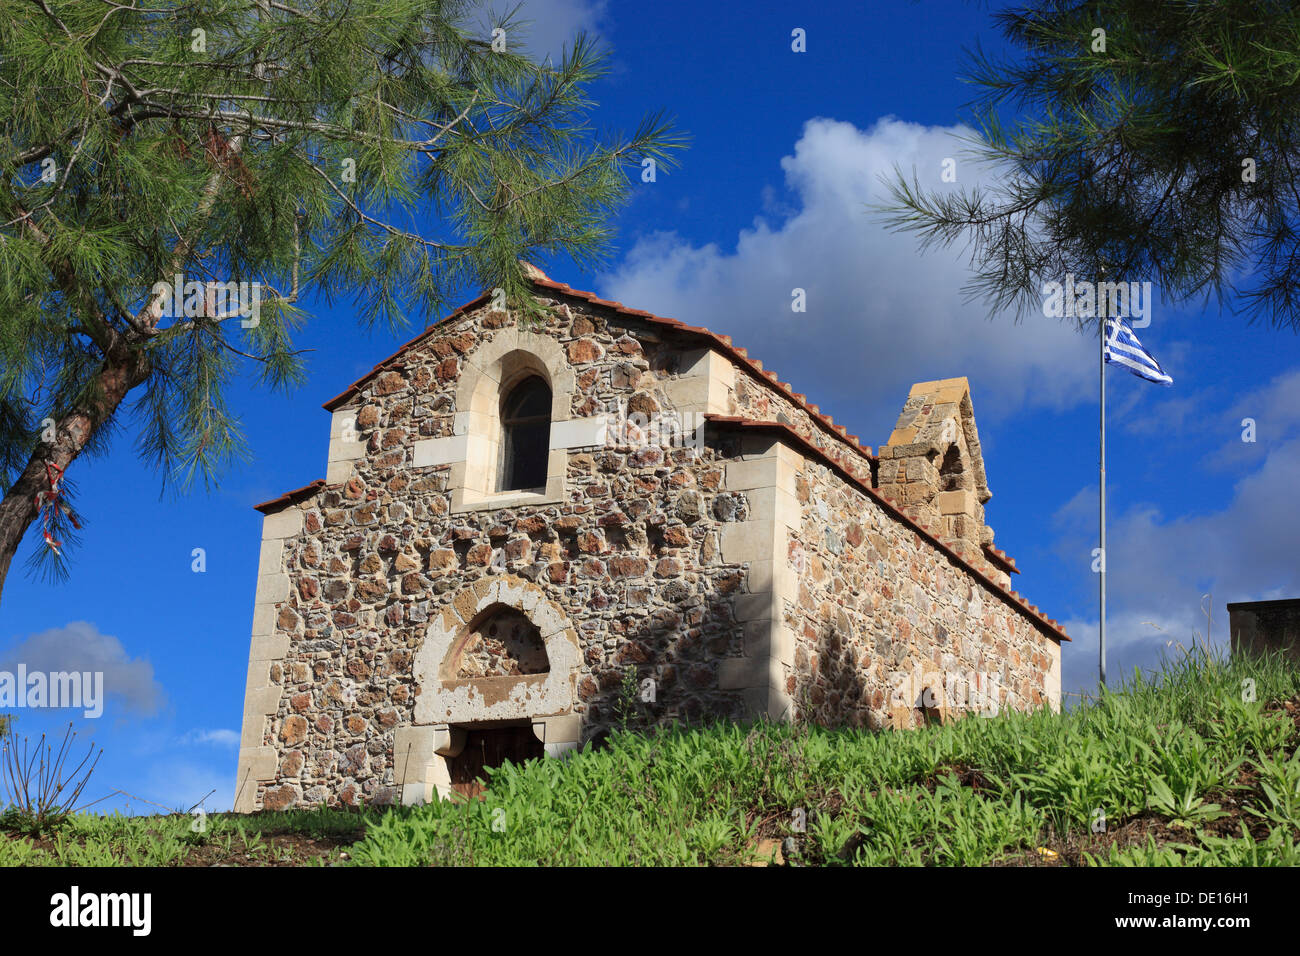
783, 456, 1061, 730
730, 370, 874, 485
237, 288, 1062, 811
243, 298, 770, 810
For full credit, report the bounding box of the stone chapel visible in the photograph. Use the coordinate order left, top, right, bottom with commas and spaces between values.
234, 266, 1068, 811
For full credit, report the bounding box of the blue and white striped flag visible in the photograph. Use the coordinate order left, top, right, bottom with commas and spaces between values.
1104, 318, 1172, 386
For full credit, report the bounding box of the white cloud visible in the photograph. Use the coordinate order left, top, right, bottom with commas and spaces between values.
596, 114, 1298, 702
1058, 609, 1219, 706
136, 759, 235, 814
599, 116, 1096, 441
487, 0, 608, 61
180, 728, 239, 748
0, 621, 165, 716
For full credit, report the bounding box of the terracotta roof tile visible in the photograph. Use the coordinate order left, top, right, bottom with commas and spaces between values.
254, 479, 327, 514
983, 544, 1021, 574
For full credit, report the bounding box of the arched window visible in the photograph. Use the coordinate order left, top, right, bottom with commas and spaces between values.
939, 443, 965, 492
499, 376, 551, 491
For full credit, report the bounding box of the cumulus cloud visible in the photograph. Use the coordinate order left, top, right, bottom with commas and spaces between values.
486, 0, 607, 61
0, 621, 165, 716
599, 116, 1096, 441
595, 114, 1296, 698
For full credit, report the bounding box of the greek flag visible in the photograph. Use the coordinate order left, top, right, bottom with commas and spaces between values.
1104, 318, 1172, 386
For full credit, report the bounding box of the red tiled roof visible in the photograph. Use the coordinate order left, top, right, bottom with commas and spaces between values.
983, 544, 1020, 575
321, 277, 876, 468
254, 479, 326, 515
705, 415, 1068, 643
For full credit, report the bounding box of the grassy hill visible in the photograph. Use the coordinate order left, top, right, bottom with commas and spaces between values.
3, 650, 1298, 866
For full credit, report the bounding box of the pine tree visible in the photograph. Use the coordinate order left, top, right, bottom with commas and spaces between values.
0, 0, 681, 601
880, 0, 1300, 329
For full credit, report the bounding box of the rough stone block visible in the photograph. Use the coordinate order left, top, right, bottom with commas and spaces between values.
720, 521, 774, 563
725, 457, 778, 491
719, 656, 758, 690
241, 747, 278, 782
239, 714, 266, 750
248, 633, 289, 662
255, 571, 290, 605
250, 602, 275, 638
938, 489, 975, 516
734, 591, 775, 623
394, 725, 439, 782
742, 620, 773, 658
533, 713, 583, 743
329, 409, 358, 439
256, 538, 282, 578
327, 439, 366, 463
244, 685, 282, 717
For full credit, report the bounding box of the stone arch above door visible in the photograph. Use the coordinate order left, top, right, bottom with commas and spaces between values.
445, 605, 550, 679
413, 575, 580, 725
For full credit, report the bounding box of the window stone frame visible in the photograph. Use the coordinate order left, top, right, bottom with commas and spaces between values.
416, 329, 577, 513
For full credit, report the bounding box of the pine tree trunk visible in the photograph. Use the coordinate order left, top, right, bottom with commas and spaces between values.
0, 165, 229, 605
0, 349, 149, 606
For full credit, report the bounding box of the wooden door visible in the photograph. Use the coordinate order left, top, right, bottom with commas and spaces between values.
447, 725, 543, 799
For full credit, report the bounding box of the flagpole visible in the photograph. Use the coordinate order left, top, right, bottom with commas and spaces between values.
1099, 316, 1107, 688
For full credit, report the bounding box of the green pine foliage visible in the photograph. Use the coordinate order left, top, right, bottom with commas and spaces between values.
879, 0, 1300, 329
0, 0, 681, 586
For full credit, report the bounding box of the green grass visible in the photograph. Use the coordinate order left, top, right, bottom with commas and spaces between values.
3, 648, 1299, 866
0, 804, 376, 866
347, 648, 1300, 866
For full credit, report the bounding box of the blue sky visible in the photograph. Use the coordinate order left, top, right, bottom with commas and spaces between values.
4, 0, 1299, 813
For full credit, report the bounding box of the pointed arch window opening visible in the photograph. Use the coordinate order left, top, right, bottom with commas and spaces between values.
939, 443, 965, 492
499, 375, 551, 492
